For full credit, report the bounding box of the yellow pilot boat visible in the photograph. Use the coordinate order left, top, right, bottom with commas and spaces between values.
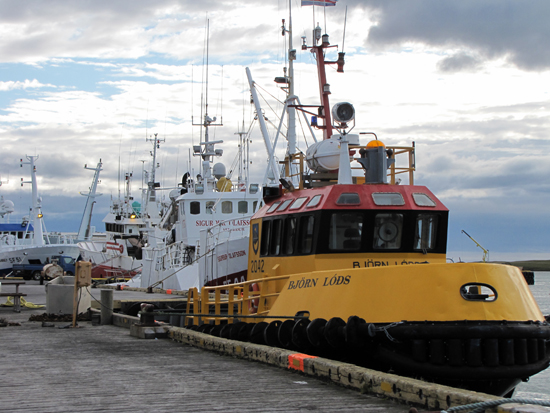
177, 17, 550, 398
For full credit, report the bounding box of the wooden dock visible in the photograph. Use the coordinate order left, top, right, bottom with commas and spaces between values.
0, 282, 422, 412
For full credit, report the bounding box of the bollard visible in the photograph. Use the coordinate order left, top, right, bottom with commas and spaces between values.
100, 289, 114, 325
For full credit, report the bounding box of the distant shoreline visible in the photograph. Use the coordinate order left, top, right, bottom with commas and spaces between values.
495, 260, 550, 272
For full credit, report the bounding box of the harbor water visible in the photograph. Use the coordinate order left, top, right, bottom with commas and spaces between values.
516, 271, 550, 400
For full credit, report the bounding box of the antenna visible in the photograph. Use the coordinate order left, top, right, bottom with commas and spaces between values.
145, 100, 149, 139
206, 19, 209, 121
342, 5, 347, 52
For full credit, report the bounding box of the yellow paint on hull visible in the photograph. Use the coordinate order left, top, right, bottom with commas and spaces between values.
251, 252, 447, 278
261, 262, 543, 323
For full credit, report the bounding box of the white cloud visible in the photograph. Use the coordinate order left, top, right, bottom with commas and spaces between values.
0, 79, 54, 91
0, 0, 549, 260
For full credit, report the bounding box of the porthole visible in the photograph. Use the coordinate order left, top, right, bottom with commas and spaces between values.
460, 283, 497, 302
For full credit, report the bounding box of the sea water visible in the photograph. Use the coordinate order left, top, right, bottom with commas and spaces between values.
515, 271, 550, 400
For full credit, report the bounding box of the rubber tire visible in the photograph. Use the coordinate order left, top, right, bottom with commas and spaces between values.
32, 271, 42, 281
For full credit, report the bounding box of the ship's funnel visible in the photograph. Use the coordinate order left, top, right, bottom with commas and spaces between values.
356, 140, 395, 184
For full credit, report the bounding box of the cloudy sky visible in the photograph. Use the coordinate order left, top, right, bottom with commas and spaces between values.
1, 0, 549, 262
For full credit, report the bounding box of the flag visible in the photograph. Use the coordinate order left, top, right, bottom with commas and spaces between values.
301, 0, 338, 6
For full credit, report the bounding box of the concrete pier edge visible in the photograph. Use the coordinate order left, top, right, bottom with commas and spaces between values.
169, 326, 543, 413
91, 286, 547, 413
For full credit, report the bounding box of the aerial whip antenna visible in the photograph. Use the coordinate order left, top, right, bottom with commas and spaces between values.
342, 5, 347, 52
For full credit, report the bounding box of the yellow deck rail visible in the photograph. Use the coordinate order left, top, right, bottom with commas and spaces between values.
184, 275, 291, 326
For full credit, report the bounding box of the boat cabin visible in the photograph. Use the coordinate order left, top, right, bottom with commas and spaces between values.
0, 223, 34, 245
249, 184, 449, 276
174, 190, 262, 247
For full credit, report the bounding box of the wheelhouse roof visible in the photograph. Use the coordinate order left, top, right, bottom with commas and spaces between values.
254, 184, 448, 219
0, 223, 34, 232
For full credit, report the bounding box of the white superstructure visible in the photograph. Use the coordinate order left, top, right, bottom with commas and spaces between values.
0, 156, 80, 277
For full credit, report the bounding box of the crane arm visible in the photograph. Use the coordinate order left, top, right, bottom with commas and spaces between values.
461, 230, 488, 262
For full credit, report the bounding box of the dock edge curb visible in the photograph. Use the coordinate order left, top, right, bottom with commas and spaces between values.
169, 326, 548, 413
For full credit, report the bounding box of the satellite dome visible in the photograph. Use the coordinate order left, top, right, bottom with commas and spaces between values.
213, 163, 226, 179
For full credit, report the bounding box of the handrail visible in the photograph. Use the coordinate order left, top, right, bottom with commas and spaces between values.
184, 274, 291, 326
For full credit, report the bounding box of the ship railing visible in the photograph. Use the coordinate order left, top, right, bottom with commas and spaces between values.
182, 274, 291, 326
166, 244, 192, 269
149, 241, 193, 271
154, 241, 192, 271
348, 144, 416, 185
292, 142, 415, 187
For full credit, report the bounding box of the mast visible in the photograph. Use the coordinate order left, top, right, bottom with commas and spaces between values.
235, 121, 249, 190
307, 26, 345, 140
144, 133, 164, 219
286, 0, 297, 155
77, 160, 103, 240
192, 19, 223, 193
20, 155, 44, 246
246, 67, 280, 183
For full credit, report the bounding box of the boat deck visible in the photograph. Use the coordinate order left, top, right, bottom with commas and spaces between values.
0, 282, 423, 412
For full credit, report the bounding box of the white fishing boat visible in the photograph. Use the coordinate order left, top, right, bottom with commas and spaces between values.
78, 136, 167, 279
0, 156, 80, 278
139, 103, 272, 291
138, 24, 280, 291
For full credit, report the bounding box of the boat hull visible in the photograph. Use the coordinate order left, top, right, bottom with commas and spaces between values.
78, 240, 140, 278
258, 263, 550, 396
0, 244, 80, 276
188, 262, 550, 397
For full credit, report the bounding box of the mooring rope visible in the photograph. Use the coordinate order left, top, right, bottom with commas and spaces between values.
441, 398, 550, 413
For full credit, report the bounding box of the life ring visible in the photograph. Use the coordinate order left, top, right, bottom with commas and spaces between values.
248, 283, 260, 314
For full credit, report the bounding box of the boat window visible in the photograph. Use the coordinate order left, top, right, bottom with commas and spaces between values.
414, 214, 438, 251
283, 217, 297, 255
267, 201, 281, 213
190, 201, 200, 215
329, 212, 363, 251
373, 213, 403, 250
413, 193, 436, 207
289, 197, 308, 210
206, 201, 215, 214
270, 219, 282, 255
372, 193, 405, 206
260, 220, 271, 257
277, 199, 293, 212
336, 193, 361, 205
298, 216, 315, 254
238, 201, 248, 214
222, 201, 233, 214
306, 195, 322, 208
253, 201, 258, 212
